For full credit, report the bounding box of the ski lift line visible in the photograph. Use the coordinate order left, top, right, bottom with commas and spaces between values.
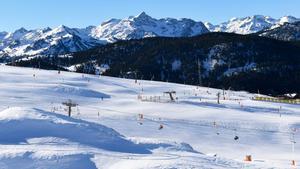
76, 106, 299, 137
71, 105, 299, 138
147, 117, 298, 137
136, 115, 298, 138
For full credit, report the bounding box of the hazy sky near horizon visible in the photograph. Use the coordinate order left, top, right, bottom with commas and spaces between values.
0, 0, 299, 32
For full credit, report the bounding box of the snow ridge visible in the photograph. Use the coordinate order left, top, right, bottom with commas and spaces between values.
91, 12, 209, 42
0, 13, 299, 57
0, 12, 208, 57
206, 15, 300, 34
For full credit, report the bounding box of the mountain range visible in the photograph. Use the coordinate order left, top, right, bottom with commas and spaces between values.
0, 12, 209, 57
205, 15, 300, 34
0, 12, 299, 57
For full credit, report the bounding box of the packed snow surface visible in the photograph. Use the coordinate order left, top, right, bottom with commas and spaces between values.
0, 65, 299, 169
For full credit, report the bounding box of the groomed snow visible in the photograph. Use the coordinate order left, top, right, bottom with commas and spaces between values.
0, 65, 299, 169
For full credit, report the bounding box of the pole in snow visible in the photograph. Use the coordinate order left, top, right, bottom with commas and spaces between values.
197, 57, 202, 87
217, 92, 221, 104
290, 128, 297, 167
62, 99, 78, 117
134, 70, 138, 84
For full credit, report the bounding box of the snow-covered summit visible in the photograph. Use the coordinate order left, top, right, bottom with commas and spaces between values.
91, 12, 209, 42
0, 12, 209, 57
0, 25, 102, 56
278, 15, 300, 25
272, 15, 300, 28
0, 13, 299, 57
260, 21, 300, 41
206, 15, 300, 34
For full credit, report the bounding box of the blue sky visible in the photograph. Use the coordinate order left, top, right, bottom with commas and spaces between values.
0, 0, 299, 32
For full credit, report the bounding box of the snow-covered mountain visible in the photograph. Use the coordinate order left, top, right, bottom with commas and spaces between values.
0, 26, 103, 57
91, 12, 209, 43
206, 15, 300, 34
1, 13, 299, 57
260, 21, 300, 41
0, 12, 209, 57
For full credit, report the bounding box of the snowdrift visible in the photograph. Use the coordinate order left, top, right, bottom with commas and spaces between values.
0, 107, 148, 154
0, 107, 196, 154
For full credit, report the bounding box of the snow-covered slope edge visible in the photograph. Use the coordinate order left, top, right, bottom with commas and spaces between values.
0, 107, 226, 169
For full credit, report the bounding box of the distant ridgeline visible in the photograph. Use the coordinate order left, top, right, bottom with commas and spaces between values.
11, 32, 300, 96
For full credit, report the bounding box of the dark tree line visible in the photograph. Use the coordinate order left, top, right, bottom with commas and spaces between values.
12, 32, 300, 95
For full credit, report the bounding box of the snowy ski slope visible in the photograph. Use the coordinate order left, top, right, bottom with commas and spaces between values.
0, 65, 299, 169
